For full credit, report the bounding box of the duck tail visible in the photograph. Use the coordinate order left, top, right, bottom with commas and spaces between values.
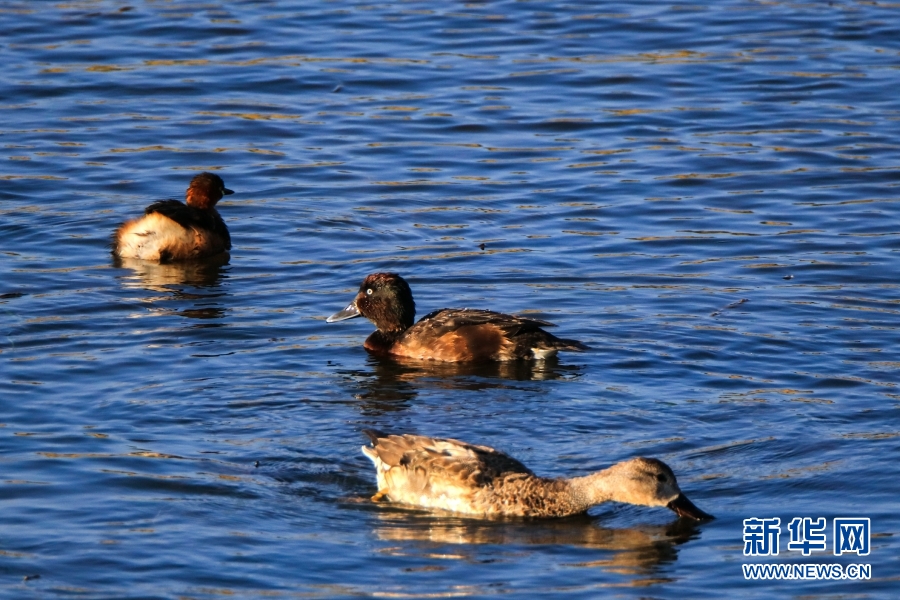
556, 338, 589, 352
362, 428, 388, 445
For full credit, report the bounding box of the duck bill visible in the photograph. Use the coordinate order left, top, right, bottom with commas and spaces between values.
327, 301, 361, 323
667, 493, 714, 521
223, 187, 234, 195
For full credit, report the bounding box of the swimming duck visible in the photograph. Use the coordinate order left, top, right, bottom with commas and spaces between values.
327, 273, 588, 362
362, 430, 713, 520
113, 172, 234, 262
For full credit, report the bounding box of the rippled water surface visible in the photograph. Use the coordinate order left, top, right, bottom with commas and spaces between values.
2, 0, 899, 597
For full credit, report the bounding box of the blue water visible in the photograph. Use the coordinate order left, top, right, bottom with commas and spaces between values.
1, 0, 898, 597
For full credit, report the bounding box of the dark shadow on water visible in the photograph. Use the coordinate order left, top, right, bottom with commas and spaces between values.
336, 355, 585, 415
366, 509, 704, 577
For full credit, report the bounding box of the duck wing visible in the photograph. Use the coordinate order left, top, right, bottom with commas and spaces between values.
416, 308, 557, 338
389, 309, 587, 361
144, 200, 230, 249
144, 200, 196, 229
363, 430, 533, 489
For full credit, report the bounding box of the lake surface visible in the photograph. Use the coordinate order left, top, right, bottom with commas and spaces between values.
1, 0, 898, 597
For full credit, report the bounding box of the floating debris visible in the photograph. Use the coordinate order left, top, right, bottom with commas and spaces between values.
711, 298, 748, 317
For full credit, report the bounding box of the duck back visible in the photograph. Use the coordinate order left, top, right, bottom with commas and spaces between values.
387, 308, 588, 362
114, 200, 230, 262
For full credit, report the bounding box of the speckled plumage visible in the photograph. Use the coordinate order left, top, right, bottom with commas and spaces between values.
361, 431, 714, 520
328, 273, 588, 362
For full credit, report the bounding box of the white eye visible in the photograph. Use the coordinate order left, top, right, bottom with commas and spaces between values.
366, 288, 373, 295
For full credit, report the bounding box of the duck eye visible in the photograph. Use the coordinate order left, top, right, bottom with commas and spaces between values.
656, 474, 667, 483
366, 288, 373, 295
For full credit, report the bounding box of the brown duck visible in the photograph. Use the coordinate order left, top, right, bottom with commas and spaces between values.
327, 273, 588, 362
113, 172, 234, 262
362, 430, 713, 520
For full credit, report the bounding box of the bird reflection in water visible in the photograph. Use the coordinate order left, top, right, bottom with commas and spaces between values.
336, 355, 584, 415
112, 255, 229, 324
369, 511, 703, 577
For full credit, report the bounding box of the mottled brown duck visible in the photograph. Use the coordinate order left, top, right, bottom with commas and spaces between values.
362, 431, 713, 520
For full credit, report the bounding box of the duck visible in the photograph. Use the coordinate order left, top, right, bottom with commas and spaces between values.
113, 172, 234, 262
326, 272, 588, 362
361, 430, 714, 520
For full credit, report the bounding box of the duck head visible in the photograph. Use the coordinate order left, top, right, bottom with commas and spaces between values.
327, 272, 416, 334
185, 172, 234, 210
583, 457, 714, 521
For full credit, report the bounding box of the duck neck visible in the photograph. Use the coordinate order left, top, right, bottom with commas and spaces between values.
186, 189, 218, 210
362, 295, 414, 339
364, 329, 406, 354
377, 321, 409, 339
566, 467, 623, 510
369, 307, 413, 341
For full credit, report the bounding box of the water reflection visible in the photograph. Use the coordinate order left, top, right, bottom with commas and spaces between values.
113, 255, 229, 291
339, 356, 584, 415
112, 255, 229, 322
371, 511, 703, 577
